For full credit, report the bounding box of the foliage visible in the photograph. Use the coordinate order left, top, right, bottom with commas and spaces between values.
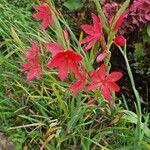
127, 24, 150, 76
0, 0, 150, 150
63, 0, 83, 10
103, 0, 150, 34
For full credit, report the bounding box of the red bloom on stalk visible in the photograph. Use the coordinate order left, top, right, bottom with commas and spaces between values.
33, 3, 57, 30
69, 64, 86, 95
86, 64, 122, 104
21, 58, 42, 81
80, 13, 103, 51
114, 35, 126, 47
25, 42, 40, 60
45, 43, 82, 80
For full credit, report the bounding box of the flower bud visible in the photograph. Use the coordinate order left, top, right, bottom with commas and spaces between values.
114, 35, 126, 47
96, 51, 107, 63
62, 28, 69, 43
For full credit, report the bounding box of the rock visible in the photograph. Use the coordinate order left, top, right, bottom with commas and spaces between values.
0, 133, 15, 150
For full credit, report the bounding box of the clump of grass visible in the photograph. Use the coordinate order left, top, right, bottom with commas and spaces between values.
0, 0, 150, 150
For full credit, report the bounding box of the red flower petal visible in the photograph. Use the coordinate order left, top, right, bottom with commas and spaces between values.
47, 53, 65, 68
32, 12, 44, 19
27, 65, 42, 81
89, 70, 100, 82
41, 17, 50, 30
106, 82, 120, 92
45, 42, 63, 56
69, 81, 84, 95
97, 64, 106, 80
33, 5, 47, 12
58, 61, 68, 80
86, 83, 100, 91
84, 38, 97, 50
81, 24, 95, 35
69, 60, 79, 76
32, 42, 39, 51
69, 64, 86, 94
101, 85, 112, 104
22, 58, 42, 81
107, 72, 123, 82
80, 36, 94, 44
67, 50, 82, 62
25, 42, 40, 60
92, 13, 103, 32
92, 13, 100, 30
21, 64, 31, 73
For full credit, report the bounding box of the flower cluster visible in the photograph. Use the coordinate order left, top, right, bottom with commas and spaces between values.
21, 42, 42, 81
33, 2, 58, 30
21, 1, 123, 105
103, 0, 150, 34
80, 13, 104, 51
80, 13, 107, 62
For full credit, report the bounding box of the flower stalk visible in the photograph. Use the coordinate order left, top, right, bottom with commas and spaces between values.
118, 43, 142, 149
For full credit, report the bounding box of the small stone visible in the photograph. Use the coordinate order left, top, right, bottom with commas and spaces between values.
0, 133, 15, 150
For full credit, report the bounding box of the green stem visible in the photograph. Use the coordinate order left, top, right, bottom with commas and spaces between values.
105, 41, 113, 70
119, 45, 142, 150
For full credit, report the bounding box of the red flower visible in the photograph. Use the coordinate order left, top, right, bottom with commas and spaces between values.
80, 13, 103, 51
114, 35, 126, 47
86, 64, 122, 104
33, 3, 57, 30
25, 42, 40, 60
21, 58, 42, 81
21, 42, 42, 81
46, 43, 83, 80
113, 13, 125, 31
69, 64, 86, 95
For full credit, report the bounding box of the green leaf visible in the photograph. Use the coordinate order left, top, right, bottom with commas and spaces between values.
63, 0, 83, 10
147, 23, 150, 37
133, 43, 145, 60
122, 110, 150, 139
67, 107, 87, 133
